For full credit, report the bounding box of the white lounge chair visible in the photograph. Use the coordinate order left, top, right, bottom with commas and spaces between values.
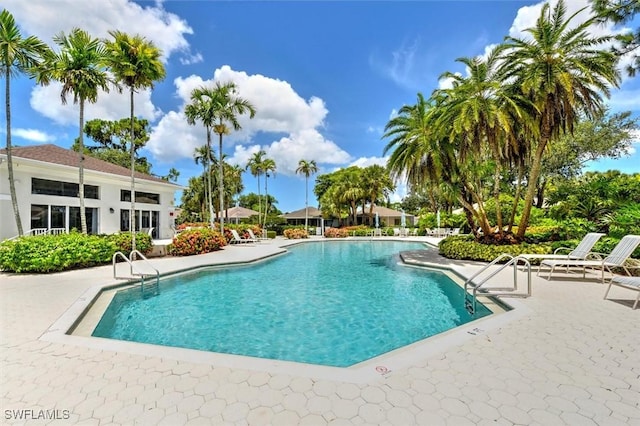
539, 235, 640, 282
519, 232, 605, 262
604, 276, 640, 309
230, 229, 254, 244
247, 229, 267, 241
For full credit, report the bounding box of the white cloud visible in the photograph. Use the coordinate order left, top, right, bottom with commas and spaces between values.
12, 128, 55, 143
147, 66, 352, 174
5, 0, 195, 62
349, 156, 388, 168
30, 82, 162, 127
628, 129, 640, 155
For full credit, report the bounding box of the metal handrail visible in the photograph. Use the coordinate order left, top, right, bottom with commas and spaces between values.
112, 250, 159, 290
464, 254, 532, 315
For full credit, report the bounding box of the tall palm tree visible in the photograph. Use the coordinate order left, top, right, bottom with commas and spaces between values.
361, 165, 395, 225
261, 157, 276, 227
186, 86, 218, 227
193, 145, 214, 223
500, 0, 620, 239
104, 31, 165, 251
295, 159, 318, 229
34, 28, 109, 234
208, 81, 256, 233
246, 150, 266, 223
1, 9, 49, 236
435, 49, 529, 236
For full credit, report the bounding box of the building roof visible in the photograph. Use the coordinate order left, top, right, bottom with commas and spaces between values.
363, 205, 415, 217
217, 206, 260, 219
1, 144, 180, 186
281, 207, 323, 219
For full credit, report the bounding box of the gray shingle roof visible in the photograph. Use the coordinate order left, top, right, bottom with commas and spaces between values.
1, 144, 179, 186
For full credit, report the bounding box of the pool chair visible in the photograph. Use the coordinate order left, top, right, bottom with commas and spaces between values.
604, 276, 640, 309
539, 235, 640, 283
519, 232, 605, 263
230, 229, 254, 244
247, 229, 267, 242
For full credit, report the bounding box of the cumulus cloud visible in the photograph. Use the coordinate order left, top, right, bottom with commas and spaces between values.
147, 66, 352, 175
12, 128, 55, 143
4, 0, 195, 62
349, 156, 388, 168
30, 83, 162, 126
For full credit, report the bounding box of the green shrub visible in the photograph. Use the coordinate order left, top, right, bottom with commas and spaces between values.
344, 225, 371, 236
324, 227, 349, 238
438, 235, 552, 263
168, 228, 226, 256
267, 230, 277, 239
0, 232, 117, 273
106, 232, 152, 255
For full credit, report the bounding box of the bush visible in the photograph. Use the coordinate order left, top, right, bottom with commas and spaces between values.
324, 227, 349, 238
344, 225, 371, 236
0, 232, 117, 273
107, 232, 152, 255
267, 230, 277, 239
168, 228, 227, 256
438, 235, 552, 263
283, 228, 308, 239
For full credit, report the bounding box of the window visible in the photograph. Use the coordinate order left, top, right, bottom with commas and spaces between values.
29, 205, 97, 234
121, 209, 160, 237
32, 178, 99, 199
120, 190, 160, 204
69, 207, 98, 234
30, 205, 48, 229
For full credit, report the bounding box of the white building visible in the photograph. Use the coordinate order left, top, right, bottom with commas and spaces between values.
0, 144, 182, 241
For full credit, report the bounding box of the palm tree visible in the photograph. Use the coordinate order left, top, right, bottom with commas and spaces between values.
34, 28, 109, 234
500, 0, 620, 239
261, 157, 276, 227
246, 150, 266, 223
193, 145, 214, 223
295, 159, 318, 230
208, 81, 256, 233
361, 165, 395, 225
104, 31, 165, 252
186, 87, 219, 227
1, 9, 49, 236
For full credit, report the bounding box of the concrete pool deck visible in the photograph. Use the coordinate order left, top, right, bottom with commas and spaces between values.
1, 236, 639, 425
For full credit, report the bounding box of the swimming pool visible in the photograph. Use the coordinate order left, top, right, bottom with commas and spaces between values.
92, 241, 491, 367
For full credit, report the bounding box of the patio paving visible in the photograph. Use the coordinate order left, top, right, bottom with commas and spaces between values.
1, 236, 639, 425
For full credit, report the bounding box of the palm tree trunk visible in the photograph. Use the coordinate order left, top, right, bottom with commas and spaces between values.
206, 130, 214, 228
517, 137, 548, 240
264, 175, 269, 228
507, 160, 524, 233
130, 88, 137, 253
79, 98, 87, 234
257, 174, 262, 225
6, 67, 23, 236
218, 132, 224, 234
304, 175, 309, 230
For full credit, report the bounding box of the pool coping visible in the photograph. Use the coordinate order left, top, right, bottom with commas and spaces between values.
39, 238, 531, 384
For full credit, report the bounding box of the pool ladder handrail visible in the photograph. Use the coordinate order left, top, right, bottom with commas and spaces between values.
464, 254, 531, 315
112, 250, 160, 293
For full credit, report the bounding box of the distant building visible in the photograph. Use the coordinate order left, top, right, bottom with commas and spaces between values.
0, 144, 182, 240
358, 205, 416, 227
216, 206, 260, 222
282, 207, 324, 228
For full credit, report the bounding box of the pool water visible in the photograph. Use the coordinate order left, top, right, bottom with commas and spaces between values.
92, 241, 491, 367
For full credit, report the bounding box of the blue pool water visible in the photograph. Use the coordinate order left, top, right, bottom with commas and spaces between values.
93, 241, 491, 367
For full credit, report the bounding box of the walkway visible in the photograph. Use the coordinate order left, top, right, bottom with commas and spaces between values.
1, 237, 638, 425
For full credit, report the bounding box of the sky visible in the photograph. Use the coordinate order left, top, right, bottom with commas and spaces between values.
4, 0, 639, 213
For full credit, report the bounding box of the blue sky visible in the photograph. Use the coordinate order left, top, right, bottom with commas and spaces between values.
4, 0, 639, 213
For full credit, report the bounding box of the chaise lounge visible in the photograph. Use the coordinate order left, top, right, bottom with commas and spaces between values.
604, 275, 640, 309
519, 232, 604, 264
539, 235, 640, 283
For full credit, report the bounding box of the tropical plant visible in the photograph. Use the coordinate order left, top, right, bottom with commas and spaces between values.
295, 159, 318, 229
206, 81, 255, 233
262, 157, 276, 227
246, 150, 266, 222
104, 31, 166, 252
500, 0, 620, 239
591, 0, 640, 77
1, 9, 49, 236
34, 28, 110, 234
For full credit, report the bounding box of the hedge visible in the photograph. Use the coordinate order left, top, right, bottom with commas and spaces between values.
168, 228, 227, 256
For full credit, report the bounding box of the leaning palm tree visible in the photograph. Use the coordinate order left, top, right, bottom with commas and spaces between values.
186, 87, 219, 228
34, 28, 109, 234
295, 159, 318, 230
1, 9, 49, 236
104, 31, 165, 252
500, 0, 620, 239
261, 157, 276, 227
246, 150, 266, 223
208, 81, 255, 233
